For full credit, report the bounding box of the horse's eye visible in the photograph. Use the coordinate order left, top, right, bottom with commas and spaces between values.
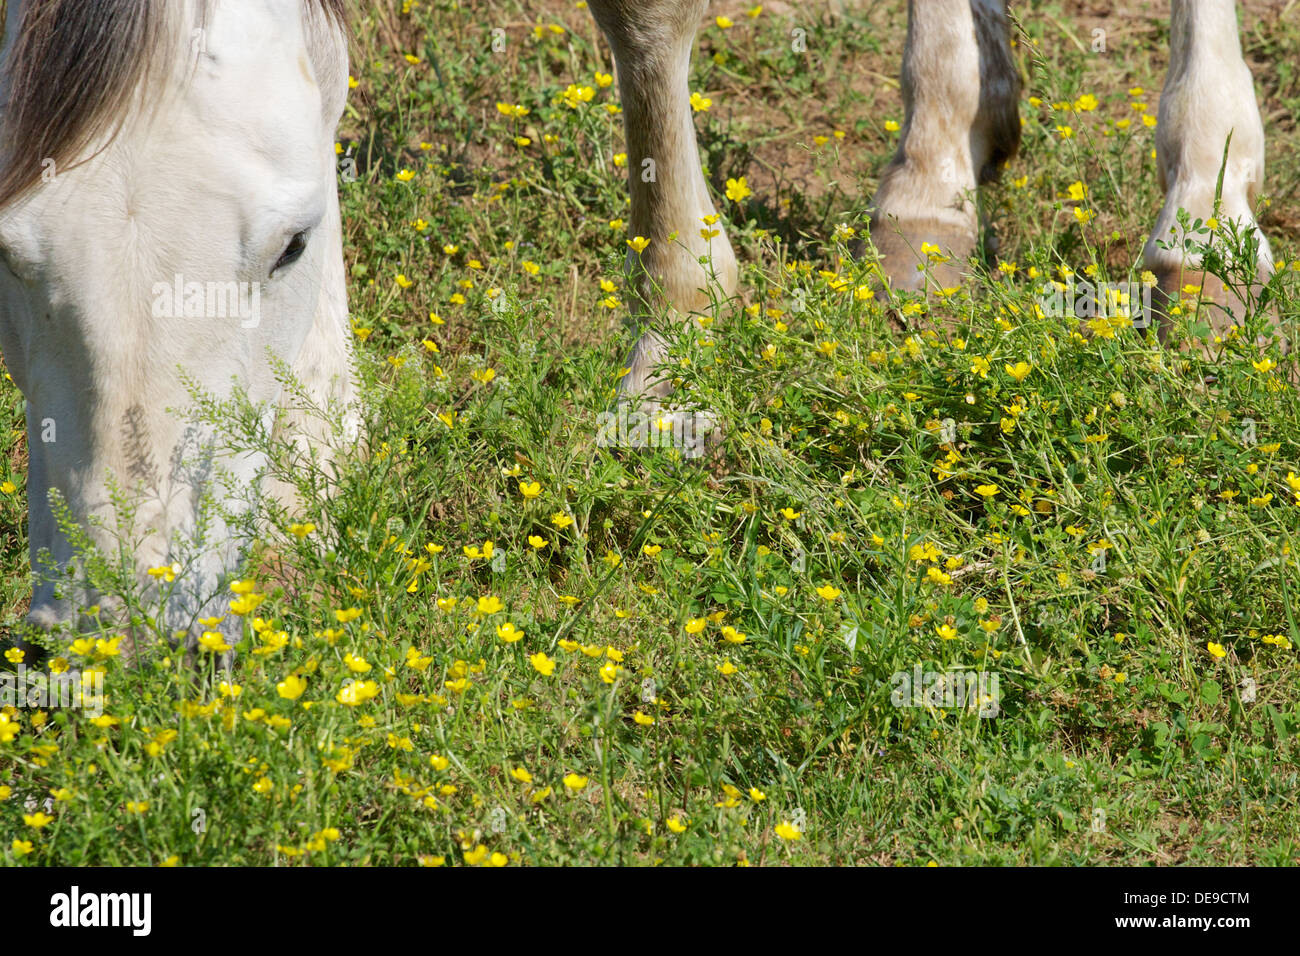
272, 230, 309, 275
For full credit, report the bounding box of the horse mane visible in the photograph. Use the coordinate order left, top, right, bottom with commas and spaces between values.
0, 0, 346, 210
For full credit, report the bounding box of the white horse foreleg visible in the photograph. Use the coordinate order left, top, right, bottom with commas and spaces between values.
1143, 0, 1273, 339
869, 0, 1020, 292
588, 0, 738, 403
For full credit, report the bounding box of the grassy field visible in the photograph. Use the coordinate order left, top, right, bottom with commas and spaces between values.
2, 0, 1300, 865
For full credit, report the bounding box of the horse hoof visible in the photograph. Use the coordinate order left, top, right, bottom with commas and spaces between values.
862, 218, 978, 300
1147, 266, 1280, 350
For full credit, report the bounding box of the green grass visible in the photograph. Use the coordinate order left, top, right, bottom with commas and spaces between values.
2, 0, 1299, 866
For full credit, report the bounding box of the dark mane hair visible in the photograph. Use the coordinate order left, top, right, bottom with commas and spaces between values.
0, 0, 346, 209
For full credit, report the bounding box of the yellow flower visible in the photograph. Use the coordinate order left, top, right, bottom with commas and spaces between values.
974, 484, 1000, 498
529, 652, 556, 676
496, 622, 524, 643
228, 592, 264, 615
685, 617, 707, 634
343, 653, 371, 673
721, 626, 746, 645
633, 711, 655, 726
1004, 361, 1032, 382
626, 235, 650, 254
395, 169, 415, 182
599, 661, 624, 683
147, 563, 181, 583
725, 176, 752, 201
689, 91, 712, 112
559, 83, 595, 108
477, 595, 504, 615
563, 773, 588, 791
667, 816, 688, 833
935, 623, 958, 641
336, 680, 380, 705
404, 647, 433, 671
815, 585, 841, 601
197, 631, 231, 654
510, 767, 533, 784
775, 821, 802, 841
463, 540, 494, 559
23, 812, 54, 829
277, 674, 307, 700
1207, 642, 1227, 659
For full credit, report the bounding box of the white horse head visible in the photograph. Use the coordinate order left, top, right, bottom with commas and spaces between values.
0, 0, 356, 654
